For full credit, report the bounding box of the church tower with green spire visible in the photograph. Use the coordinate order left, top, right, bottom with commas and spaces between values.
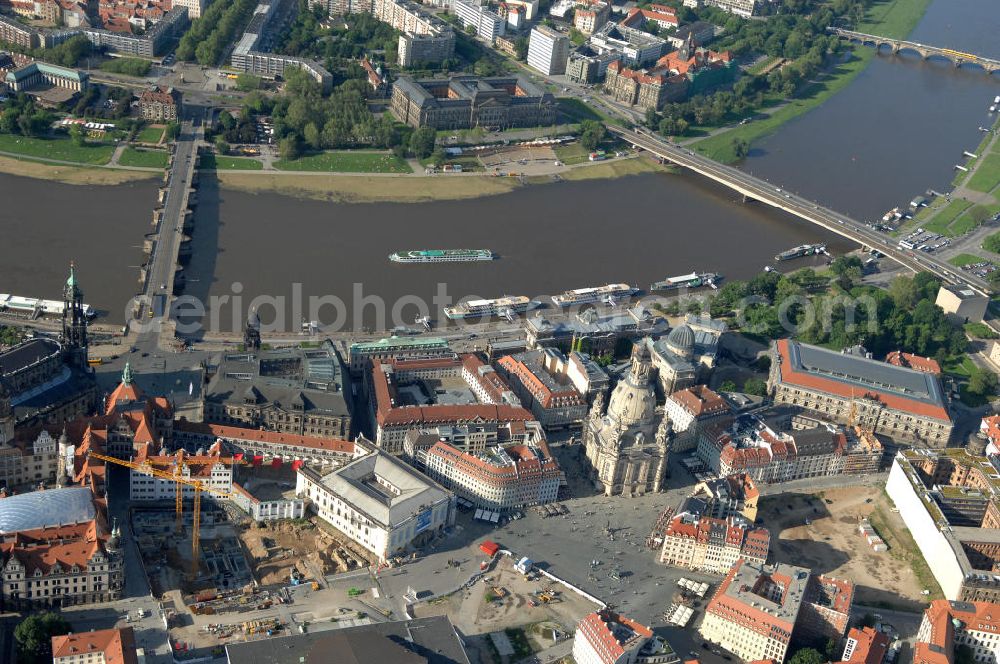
61, 261, 89, 370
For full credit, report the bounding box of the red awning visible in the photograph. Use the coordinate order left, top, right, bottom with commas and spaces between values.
271, 457, 282, 469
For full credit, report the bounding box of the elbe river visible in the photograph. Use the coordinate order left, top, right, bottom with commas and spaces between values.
0, 0, 996, 331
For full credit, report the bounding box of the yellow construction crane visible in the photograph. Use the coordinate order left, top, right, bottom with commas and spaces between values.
88, 451, 232, 574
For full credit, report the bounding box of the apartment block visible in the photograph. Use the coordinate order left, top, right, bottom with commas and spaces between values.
527, 25, 569, 75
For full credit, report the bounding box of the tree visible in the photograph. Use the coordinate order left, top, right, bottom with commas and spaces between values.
732, 137, 749, 159
579, 120, 606, 151
969, 205, 992, 224
967, 369, 998, 401
69, 123, 86, 147
787, 648, 825, 664
214, 136, 230, 155
719, 379, 738, 392
278, 135, 302, 161
743, 377, 768, 396
408, 126, 437, 159
235, 73, 261, 92
15, 612, 70, 664
165, 122, 180, 141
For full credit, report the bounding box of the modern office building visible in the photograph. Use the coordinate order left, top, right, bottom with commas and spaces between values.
391, 75, 557, 130
935, 284, 989, 324
453, 0, 505, 41
296, 445, 455, 562
683, 0, 756, 18
527, 25, 569, 75
230, 0, 333, 92
567, 45, 620, 83
82, 6, 189, 56
886, 448, 1000, 603
768, 339, 953, 446
589, 20, 667, 67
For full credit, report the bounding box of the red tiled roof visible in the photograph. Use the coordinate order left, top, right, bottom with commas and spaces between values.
671, 385, 730, 418
577, 609, 653, 664
427, 440, 561, 486
53, 627, 138, 664
886, 351, 941, 375
839, 627, 889, 664
174, 420, 354, 454
373, 357, 535, 427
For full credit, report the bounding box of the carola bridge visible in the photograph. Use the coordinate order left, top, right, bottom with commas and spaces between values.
827, 27, 1000, 74
610, 126, 993, 295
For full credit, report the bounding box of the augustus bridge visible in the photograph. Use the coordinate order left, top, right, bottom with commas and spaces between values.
827, 28, 1000, 74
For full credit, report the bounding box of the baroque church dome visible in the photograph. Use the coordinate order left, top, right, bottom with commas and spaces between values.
606, 344, 657, 428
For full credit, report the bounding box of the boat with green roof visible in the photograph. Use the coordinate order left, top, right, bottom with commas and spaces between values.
389, 249, 494, 263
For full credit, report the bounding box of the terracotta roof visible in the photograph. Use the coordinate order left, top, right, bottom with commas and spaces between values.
0, 519, 109, 576
139, 85, 177, 105
427, 440, 561, 486
839, 627, 889, 664
915, 600, 1000, 664
174, 420, 354, 454
373, 357, 535, 428
577, 609, 653, 664
885, 351, 941, 375
670, 385, 730, 418
53, 627, 138, 664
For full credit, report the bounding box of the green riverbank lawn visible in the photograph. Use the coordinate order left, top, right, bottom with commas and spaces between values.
949, 253, 993, 267
273, 151, 412, 173
135, 126, 165, 144
694, 50, 874, 163
200, 153, 264, 170
856, 0, 934, 39
966, 153, 1000, 194
0, 134, 115, 165
118, 148, 169, 168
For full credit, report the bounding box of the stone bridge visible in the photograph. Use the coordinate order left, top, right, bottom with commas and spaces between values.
827, 27, 1000, 74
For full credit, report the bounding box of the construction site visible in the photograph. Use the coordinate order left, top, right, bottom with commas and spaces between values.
764, 485, 934, 611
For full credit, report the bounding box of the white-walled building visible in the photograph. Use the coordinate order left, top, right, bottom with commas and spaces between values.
415, 441, 562, 512
453, 0, 505, 41
129, 445, 234, 501
528, 25, 569, 75
296, 445, 455, 562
